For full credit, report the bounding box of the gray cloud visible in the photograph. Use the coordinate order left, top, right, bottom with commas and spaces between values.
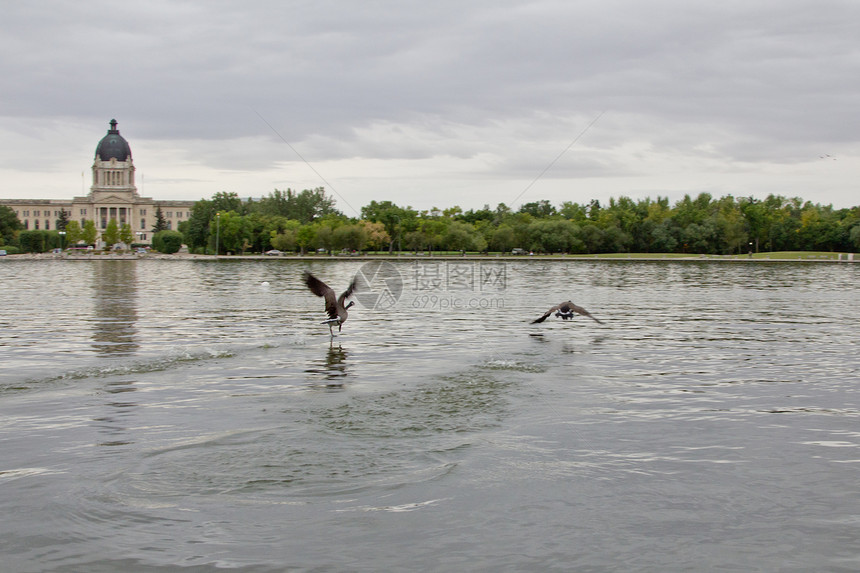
2, 0, 859, 208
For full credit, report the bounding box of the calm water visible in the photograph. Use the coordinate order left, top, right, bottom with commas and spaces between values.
1, 258, 858, 572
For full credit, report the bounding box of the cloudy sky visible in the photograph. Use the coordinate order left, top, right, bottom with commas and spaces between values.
2, 0, 858, 215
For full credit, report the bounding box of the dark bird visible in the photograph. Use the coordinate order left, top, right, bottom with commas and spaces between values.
532, 301, 604, 325
303, 271, 357, 335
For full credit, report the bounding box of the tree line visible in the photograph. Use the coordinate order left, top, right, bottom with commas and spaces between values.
177, 188, 860, 255
2, 187, 859, 254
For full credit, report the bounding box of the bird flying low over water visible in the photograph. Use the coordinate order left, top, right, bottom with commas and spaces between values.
532, 301, 604, 325
303, 271, 357, 335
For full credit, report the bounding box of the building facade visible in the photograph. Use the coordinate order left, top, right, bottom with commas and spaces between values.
0, 119, 195, 246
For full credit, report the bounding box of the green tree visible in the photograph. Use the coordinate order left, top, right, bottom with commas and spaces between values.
102, 219, 120, 249
55, 209, 70, 231
63, 220, 83, 246
526, 219, 583, 253
361, 200, 418, 252
296, 225, 316, 254
184, 199, 215, 252
519, 200, 556, 218
333, 224, 368, 252
271, 229, 297, 252
82, 220, 98, 245
152, 230, 184, 254
490, 224, 517, 252
0, 205, 22, 246
120, 223, 135, 247
849, 224, 860, 250
152, 205, 169, 233
217, 211, 252, 254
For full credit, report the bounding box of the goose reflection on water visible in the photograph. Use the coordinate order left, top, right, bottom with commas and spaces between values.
305, 341, 350, 386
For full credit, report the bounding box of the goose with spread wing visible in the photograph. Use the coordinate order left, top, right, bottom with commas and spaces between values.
532, 301, 604, 325
303, 271, 357, 335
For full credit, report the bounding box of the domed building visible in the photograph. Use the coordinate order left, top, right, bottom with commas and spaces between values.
1, 119, 195, 247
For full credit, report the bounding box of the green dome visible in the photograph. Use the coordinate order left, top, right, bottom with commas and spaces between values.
94, 119, 132, 161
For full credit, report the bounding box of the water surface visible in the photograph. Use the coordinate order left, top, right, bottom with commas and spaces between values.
1, 259, 858, 571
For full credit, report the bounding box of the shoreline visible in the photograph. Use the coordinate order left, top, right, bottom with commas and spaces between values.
2, 252, 857, 263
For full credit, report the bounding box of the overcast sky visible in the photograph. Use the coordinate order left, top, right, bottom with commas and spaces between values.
2, 0, 858, 215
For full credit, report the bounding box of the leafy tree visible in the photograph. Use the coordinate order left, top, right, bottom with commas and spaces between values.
519, 200, 556, 218
361, 200, 418, 252
271, 229, 297, 252
0, 205, 22, 246
63, 220, 83, 246
212, 191, 245, 215
490, 224, 517, 252
152, 230, 184, 254
216, 211, 252, 254
559, 201, 588, 221
102, 219, 120, 249
256, 187, 338, 223
850, 224, 860, 250
359, 220, 390, 251
296, 225, 316, 254
120, 223, 135, 247
527, 219, 583, 253
333, 224, 368, 252
82, 220, 98, 245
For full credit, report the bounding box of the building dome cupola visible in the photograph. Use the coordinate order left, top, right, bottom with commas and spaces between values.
94, 119, 132, 161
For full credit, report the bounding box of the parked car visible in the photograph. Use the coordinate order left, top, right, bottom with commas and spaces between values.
264, 249, 282, 256
511, 248, 527, 255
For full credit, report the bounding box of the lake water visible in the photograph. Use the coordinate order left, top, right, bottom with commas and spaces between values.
1, 258, 858, 572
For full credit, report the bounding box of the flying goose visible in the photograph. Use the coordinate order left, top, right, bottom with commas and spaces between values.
303, 271, 357, 335
532, 301, 604, 325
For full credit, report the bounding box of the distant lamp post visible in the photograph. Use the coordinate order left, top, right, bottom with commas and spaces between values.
58, 230, 66, 250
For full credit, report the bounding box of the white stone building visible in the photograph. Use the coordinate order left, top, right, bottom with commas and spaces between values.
0, 119, 195, 246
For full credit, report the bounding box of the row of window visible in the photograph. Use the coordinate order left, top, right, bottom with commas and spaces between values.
21, 218, 173, 232
15, 209, 191, 218
17, 210, 70, 218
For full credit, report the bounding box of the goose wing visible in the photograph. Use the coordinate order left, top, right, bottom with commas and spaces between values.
564, 302, 604, 324
337, 278, 357, 308
531, 302, 563, 323
303, 272, 339, 320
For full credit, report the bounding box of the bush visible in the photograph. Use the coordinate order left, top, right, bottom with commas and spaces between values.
18, 230, 48, 253
152, 230, 184, 254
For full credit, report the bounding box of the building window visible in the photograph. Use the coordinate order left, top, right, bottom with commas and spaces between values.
24, 220, 29, 229
34, 220, 40, 229
140, 219, 146, 230
80, 209, 87, 216
141, 209, 146, 216
45, 220, 50, 230
166, 212, 173, 218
